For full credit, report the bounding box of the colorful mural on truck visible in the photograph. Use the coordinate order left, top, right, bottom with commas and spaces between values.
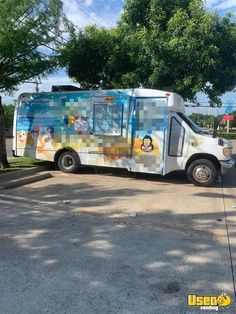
16, 91, 130, 163
15, 90, 168, 174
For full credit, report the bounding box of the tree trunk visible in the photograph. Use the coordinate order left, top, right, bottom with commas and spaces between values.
0, 96, 10, 169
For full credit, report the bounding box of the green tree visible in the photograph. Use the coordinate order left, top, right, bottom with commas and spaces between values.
3, 104, 15, 130
60, 25, 141, 89
61, 26, 115, 89
0, 0, 71, 169
231, 111, 236, 128
120, 0, 236, 104
62, 0, 236, 105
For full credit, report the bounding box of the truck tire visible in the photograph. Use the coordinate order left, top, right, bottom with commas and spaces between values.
187, 159, 218, 187
57, 151, 80, 173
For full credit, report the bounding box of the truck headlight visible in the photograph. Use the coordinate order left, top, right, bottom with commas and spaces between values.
223, 147, 232, 157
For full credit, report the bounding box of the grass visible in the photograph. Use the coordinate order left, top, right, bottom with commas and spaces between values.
0, 157, 52, 174
218, 133, 236, 140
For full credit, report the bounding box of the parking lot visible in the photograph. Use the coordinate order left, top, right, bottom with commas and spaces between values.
0, 142, 236, 313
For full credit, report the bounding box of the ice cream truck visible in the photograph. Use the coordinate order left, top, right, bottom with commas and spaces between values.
13, 87, 235, 186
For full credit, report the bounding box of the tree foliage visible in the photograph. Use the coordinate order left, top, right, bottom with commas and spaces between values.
61, 26, 115, 89
62, 0, 236, 106
60, 25, 140, 89
0, 0, 71, 168
0, 0, 71, 93
3, 104, 15, 129
190, 110, 236, 129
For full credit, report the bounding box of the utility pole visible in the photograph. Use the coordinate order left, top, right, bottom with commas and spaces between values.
227, 120, 230, 134
24, 79, 42, 93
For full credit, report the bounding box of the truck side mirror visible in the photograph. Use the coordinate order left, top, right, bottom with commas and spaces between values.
213, 118, 219, 138
213, 118, 219, 131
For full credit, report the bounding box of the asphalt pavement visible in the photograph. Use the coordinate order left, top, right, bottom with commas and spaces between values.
0, 152, 236, 313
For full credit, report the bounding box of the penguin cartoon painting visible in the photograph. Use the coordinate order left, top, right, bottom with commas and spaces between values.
141, 135, 154, 152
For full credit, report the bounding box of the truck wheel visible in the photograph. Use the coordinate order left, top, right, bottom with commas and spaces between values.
187, 159, 217, 187
57, 151, 80, 173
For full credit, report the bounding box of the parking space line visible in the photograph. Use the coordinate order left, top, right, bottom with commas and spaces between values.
221, 174, 236, 299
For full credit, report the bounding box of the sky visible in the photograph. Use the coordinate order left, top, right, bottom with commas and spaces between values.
3, 0, 236, 106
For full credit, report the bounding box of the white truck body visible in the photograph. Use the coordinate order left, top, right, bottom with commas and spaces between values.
13, 88, 235, 186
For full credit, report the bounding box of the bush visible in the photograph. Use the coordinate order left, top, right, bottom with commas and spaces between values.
219, 133, 236, 140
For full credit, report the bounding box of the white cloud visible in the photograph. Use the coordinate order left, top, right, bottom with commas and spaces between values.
214, 0, 236, 10
3, 0, 117, 105
62, 0, 109, 28
206, 0, 220, 8
3, 72, 81, 104
62, 0, 95, 28
89, 11, 114, 27
84, 0, 93, 7
119, 8, 124, 15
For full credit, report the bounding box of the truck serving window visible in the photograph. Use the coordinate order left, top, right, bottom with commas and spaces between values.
177, 112, 202, 134
93, 103, 123, 136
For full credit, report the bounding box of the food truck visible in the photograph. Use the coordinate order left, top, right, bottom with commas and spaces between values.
13, 87, 235, 186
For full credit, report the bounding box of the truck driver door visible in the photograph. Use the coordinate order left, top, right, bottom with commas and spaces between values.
165, 113, 187, 174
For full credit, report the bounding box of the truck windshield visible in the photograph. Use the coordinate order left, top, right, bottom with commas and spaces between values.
177, 112, 203, 134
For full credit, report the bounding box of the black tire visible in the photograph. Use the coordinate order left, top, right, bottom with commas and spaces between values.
187, 159, 218, 187
57, 151, 80, 173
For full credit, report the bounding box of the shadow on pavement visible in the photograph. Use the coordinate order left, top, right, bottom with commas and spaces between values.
57, 166, 197, 186
0, 177, 235, 313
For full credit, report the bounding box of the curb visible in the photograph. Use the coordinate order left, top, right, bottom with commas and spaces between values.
0, 164, 53, 181
1, 172, 53, 190
0, 164, 54, 190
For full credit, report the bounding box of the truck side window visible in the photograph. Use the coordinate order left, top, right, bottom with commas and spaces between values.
136, 99, 168, 131
93, 102, 123, 136
168, 117, 185, 157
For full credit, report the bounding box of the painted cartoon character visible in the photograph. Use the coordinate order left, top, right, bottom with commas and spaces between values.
63, 114, 77, 127
31, 126, 41, 135
18, 130, 27, 143
63, 114, 88, 133
37, 126, 55, 153
74, 116, 88, 133
42, 127, 55, 150
141, 135, 154, 152
17, 130, 34, 148
30, 125, 41, 147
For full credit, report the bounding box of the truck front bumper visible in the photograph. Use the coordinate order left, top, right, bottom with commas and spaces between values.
220, 158, 236, 173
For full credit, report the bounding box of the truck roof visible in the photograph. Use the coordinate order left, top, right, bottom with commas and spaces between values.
17, 88, 185, 112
